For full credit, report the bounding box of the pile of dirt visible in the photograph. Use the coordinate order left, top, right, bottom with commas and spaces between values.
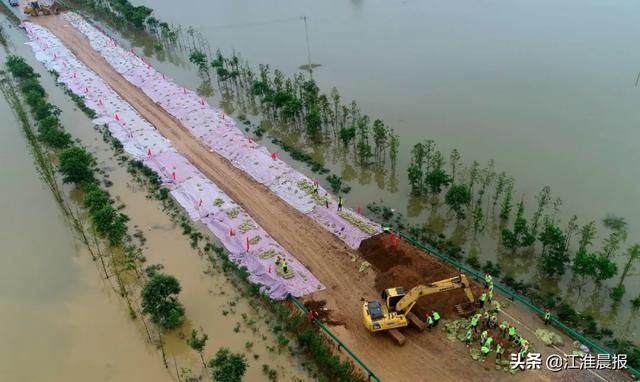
304, 300, 345, 326
359, 234, 483, 319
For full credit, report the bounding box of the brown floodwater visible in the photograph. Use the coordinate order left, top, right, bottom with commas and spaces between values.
0, 18, 310, 381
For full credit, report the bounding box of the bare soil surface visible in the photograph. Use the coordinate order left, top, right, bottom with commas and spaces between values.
32, 14, 630, 381
360, 234, 483, 319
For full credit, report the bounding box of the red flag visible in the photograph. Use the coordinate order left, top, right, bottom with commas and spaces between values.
171, 171, 176, 181
147, 148, 152, 157
114, 113, 120, 121
268, 265, 271, 274
357, 207, 362, 215
246, 237, 250, 252
271, 152, 277, 160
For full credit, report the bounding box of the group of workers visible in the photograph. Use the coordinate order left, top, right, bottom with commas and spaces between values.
274, 255, 288, 274
465, 273, 531, 362
312, 182, 344, 211
425, 310, 441, 331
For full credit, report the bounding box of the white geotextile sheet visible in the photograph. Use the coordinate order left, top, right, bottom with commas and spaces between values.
24, 22, 323, 299
63, 12, 382, 245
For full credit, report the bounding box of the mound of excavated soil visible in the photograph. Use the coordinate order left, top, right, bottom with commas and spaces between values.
359, 234, 482, 319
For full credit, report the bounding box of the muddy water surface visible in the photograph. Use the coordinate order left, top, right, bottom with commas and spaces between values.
1, 20, 310, 381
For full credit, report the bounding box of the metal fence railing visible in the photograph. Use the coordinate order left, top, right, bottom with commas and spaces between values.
288, 294, 381, 382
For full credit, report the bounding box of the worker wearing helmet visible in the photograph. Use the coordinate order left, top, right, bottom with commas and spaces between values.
432, 311, 441, 327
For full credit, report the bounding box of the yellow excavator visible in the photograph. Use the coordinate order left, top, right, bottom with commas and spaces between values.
362, 274, 475, 345
24, 1, 60, 17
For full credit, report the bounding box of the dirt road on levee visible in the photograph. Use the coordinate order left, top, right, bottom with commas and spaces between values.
32, 14, 624, 382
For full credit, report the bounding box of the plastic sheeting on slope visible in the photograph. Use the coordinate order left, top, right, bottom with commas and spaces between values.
23, 22, 323, 299
62, 12, 381, 247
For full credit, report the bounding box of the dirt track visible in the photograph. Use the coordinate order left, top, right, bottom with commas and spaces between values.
32, 15, 626, 382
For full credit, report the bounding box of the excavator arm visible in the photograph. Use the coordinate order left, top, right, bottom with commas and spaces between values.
394, 274, 474, 314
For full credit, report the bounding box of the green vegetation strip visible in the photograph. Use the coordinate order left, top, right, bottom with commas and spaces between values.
288, 295, 382, 382
398, 233, 640, 379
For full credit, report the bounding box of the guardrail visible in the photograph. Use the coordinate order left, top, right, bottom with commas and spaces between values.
288, 294, 382, 382
398, 232, 640, 379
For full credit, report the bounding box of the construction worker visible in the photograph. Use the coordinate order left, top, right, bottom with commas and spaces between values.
480, 344, 491, 362
485, 336, 493, 349
489, 314, 498, 328
499, 321, 508, 338
544, 309, 551, 326
324, 194, 330, 208
312, 182, 319, 194
337, 196, 344, 211
426, 314, 434, 331
470, 313, 480, 333
482, 311, 490, 328
432, 311, 441, 327
480, 329, 488, 344
282, 260, 288, 274
488, 288, 494, 304
382, 222, 391, 234
465, 329, 473, 347
484, 273, 493, 289
508, 325, 517, 342
479, 292, 487, 308
496, 341, 505, 361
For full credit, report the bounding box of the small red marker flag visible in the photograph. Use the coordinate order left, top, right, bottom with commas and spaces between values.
114, 113, 120, 121
357, 207, 362, 215
171, 171, 176, 181
147, 148, 152, 157
246, 237, 250, 252
271, 152, 277, 160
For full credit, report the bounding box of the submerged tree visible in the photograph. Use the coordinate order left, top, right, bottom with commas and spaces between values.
578, 221, 597, 251
58, 147, 95, 185
501, 200, 535, 253
499, 177, 514, 221
187, 328, 209, 367
189, 49, 209, 77
209, 348, 248, 382
611, 244, 640, 301
141, 273, 185, 330
538, 223, 569, 276
531, 185, 551, 238
445, 184, 471, 221
449, 148, 461, 182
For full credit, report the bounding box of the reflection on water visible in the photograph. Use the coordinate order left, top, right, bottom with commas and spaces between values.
13, 0, 640, 344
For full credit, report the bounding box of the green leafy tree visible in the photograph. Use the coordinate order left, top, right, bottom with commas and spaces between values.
6, 55, 39, 80
141, 274, 185, 330
304, 109, 322, 142
538, 223, 569, 276
445, 184, 471, 220
449, 148, 461, 182
611, 244, 640, 301
189, 49, 209, 76
209, 348, 248, 382
58, 147, 95, 185
501, 201, 535, 252
499, 177, 514, 221
372, 119, 387, 159
531, 185, 551, 238
578, 221, 597, 251
424, 168, 452, 194
572, 249, 598, 284
594, 255, 618, 285
187, 329, 209, 367
388, 128, 399, 168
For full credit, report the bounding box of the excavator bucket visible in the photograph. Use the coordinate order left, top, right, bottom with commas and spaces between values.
455, 301, 476, 318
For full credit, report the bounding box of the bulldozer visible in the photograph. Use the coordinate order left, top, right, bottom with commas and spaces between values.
24, 1, 60, 17
362, 274, 475, 345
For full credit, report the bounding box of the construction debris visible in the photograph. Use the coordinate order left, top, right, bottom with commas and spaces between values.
535, 328, 564, 346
